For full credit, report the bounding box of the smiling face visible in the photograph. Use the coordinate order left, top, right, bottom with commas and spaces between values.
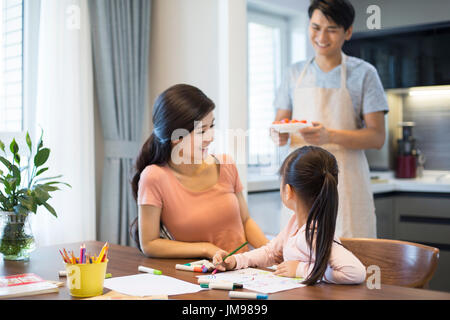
192, 111, 215, 161
309, 9, 352, 59
171, 111, 215, 164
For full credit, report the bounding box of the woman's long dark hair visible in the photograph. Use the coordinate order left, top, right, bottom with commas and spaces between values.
279, 146, 339, 285
130, 84, 215, 248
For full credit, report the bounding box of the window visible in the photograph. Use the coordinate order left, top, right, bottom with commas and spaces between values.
247, 11, 288, 171
0, 0, 23, 132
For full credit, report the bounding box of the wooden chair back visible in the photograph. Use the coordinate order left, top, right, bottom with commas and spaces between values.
340, 238, 439, 288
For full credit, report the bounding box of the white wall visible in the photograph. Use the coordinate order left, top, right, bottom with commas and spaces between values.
148, 0, 248, 189
149, 0, 219, 107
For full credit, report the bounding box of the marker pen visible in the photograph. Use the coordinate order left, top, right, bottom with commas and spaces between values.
175, 264, 208, 273
229, 291, 268, 300
138, 265, 163, 275
198, 278, 210, 284
184, 259, 210, 266
200, 282, 243, 290
197, 279, 244, 288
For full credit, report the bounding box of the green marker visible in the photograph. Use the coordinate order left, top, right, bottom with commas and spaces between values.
138, 265, 163, 275
200, 282, 243, 290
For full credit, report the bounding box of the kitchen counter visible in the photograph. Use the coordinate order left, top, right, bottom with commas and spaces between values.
370, 170, 450, 194
248, 170, 450, 194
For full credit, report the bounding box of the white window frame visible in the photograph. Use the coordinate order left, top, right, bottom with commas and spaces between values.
0, 0, 37, 154
247, 9, 289, 172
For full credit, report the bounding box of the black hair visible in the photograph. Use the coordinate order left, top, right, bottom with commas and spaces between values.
279, 146, 339, 285
130, 84, 215, 248
308, 0, 355, 31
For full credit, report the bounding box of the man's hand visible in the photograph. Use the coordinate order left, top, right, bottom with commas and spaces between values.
270, 128, 289, 146
298, 121, 330, 145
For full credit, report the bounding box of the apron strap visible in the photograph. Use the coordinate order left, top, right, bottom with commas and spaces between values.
297, 53, 348, 88
296, 57, 315, 86
340, 52, 347, 90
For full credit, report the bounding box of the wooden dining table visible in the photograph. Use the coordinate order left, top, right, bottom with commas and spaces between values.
1, 241, 450, 300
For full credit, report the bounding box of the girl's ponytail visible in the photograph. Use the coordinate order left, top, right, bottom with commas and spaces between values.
131, 133, 171, 201
303, 171, 339, 285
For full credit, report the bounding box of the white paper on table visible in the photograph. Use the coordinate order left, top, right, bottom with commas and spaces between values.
104, 274, 202, 297
197, 268, 306, 294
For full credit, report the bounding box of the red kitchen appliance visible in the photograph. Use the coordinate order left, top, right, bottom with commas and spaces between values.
395, 122, 417, 178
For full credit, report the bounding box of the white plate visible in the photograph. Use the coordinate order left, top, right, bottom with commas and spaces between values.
270, 121, 312, 133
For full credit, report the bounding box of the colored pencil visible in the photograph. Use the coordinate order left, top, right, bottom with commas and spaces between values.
96, 242, 108, 263
80, 244, 86, 264
59, 242, 109, 265
59, 250, 69, 263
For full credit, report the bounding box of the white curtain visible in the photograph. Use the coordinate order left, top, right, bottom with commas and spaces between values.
31, 0, 95, 246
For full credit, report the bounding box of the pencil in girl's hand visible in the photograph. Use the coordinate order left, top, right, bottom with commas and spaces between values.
212, 241, 249, 274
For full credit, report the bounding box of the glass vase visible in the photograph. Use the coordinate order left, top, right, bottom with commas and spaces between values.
0, 211, 36, 260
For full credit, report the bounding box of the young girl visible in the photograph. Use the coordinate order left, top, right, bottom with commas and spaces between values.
213, 146, 366, 285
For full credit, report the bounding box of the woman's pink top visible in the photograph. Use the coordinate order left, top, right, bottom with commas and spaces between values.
234, 215, 366, 284
137, 154, 249, 253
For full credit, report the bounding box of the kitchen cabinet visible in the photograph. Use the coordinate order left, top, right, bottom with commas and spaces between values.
393, 193, 450, 292
374, 194, 395, 239
374, 192, 450, 292
247, 191, 282, 237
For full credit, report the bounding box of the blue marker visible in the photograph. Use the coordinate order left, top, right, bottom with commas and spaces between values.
229, 291, 268, 300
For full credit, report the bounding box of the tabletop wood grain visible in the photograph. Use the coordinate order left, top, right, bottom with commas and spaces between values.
1, 241, 450, 300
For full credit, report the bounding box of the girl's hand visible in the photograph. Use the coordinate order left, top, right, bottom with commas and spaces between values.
212, 250, 237, 271
274, 260, 300, 278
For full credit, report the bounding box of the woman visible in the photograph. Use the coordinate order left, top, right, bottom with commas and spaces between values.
271, 0, 389, 238
130, 84, 268, 258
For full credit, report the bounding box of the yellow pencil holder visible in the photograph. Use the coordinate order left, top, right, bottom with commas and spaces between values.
65, 260, 108, 297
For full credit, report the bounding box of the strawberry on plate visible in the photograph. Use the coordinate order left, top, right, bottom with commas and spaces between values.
271, 119, 312, 133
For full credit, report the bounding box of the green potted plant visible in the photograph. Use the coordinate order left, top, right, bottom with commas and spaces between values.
0, 131, 70, 260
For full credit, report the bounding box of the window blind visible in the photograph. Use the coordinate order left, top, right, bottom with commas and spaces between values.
0, 0, 23, 132
248, 20, 282, 167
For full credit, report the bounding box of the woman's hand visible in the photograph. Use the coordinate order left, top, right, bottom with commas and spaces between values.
298, 121, 330, 145
273, 260, 300, 278
204, 243, 224, 259
212, 249, 237, 271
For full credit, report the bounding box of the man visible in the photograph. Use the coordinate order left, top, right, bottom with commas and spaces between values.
271, 0, 388, 238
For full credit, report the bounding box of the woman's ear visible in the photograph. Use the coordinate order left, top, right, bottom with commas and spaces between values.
171, 137, 183, 147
